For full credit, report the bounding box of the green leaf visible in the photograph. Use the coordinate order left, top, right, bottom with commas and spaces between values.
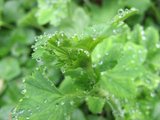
99, 42, 147, 98
86, 96, 105, 114
0, 57, 21, 81
100, 71, 136, 98
150, 50, 160, 70
37, 0, 70, 26
3, 0, 24, 23
71, 109, 86, 120
12, 70, 84, 120
18, 9, 40, 29
91, 38, 124, 72
33, 7, 138, 69
87, 115, 106, 120
144, 27, 159, 54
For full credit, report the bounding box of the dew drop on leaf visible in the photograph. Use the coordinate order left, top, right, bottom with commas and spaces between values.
150, 92, 156, 97
44, 99, 48, 103
99, 61, 103, 65
26, 117, 30, 120
92, 64, 97, 68
21, 89, 26, 94
93, 37, 96, 41
22, 79, 26, 83
125, 8, 129, 13
131, 60, 135, 64
36, 106, 40, 110
85, 97, 89, 101
70, 101, 74, 106
80, 71, 84, 75
36, 67, 39, 71
18, 109, 24, 115
61, 102, 65, 105
113, 29, 117, 34
131, 7, 136, 11
101, 72, 105, 75
19, 99, 23, 102
156, 43, 160, 48
105, 52, 109, 56
118, 9, 124, 17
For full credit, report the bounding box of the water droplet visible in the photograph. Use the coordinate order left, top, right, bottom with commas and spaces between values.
70, 101, 74, 106
131, 60, 135, 64
131, 7, 136, 11
26, 117, 30, 120
84, 50, 90, 57
39, 35, 43, 39
156, 43, 160, 48
125, 8, 129, 13
44, 99, 48, 103
18, 110, 24, 115
105, 52, 109, 56
128, 46, 133, 50
36, 67, 39, 70
61, 69, 66, 74
22, 79, 26, 83
113, 29, 117, 34
36, 58, 41, 62
93, 37, 96, 41
118, 9, 124, 17
61, 33, 64, 37
21, 89, 26, 94
85, 97, 89, 101
34, 47, 37, 51
19, 99, 23, 102
61, 102, 64, 105
108, 78, 112, 82
57, 40, 61, 46
106, 95, 109, 100
80, 71, 84, 75
150, 92, 156, 97
28, 109, 32, 115
142, 36, 146, 40
97, 54, 101, 58
125, 67, 129, 71
99, 61, 103, 65
92, 64, 97, 68
146, 106, 151, 110
120, 110, 125, 117
132, 54, 136, 58
123, 99, 128, 104
55, 103, 59, 107
138, 50, 142, 54
36, 106, 40, 110
101, 72, 105, 75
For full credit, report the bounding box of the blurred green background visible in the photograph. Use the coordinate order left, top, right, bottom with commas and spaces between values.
0, 0, 160, 120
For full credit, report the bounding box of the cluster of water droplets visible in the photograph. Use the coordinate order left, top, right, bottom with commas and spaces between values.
92, 52, 109, 69
118, 8, 137, 18
156, 42, 160, 48
77, 48, 90, 57
12, 105, 34, 120
108, 95, 125, 118
91, 26, 98, 41
140, 26, 146, 41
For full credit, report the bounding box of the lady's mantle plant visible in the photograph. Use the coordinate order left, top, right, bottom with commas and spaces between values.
12, 8, 160, 120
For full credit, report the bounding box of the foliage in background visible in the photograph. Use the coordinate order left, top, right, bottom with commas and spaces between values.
0, 0, 160, 120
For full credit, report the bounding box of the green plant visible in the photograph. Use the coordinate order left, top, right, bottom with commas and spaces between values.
12, 7, 160, 120
0, 0, 160, 120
